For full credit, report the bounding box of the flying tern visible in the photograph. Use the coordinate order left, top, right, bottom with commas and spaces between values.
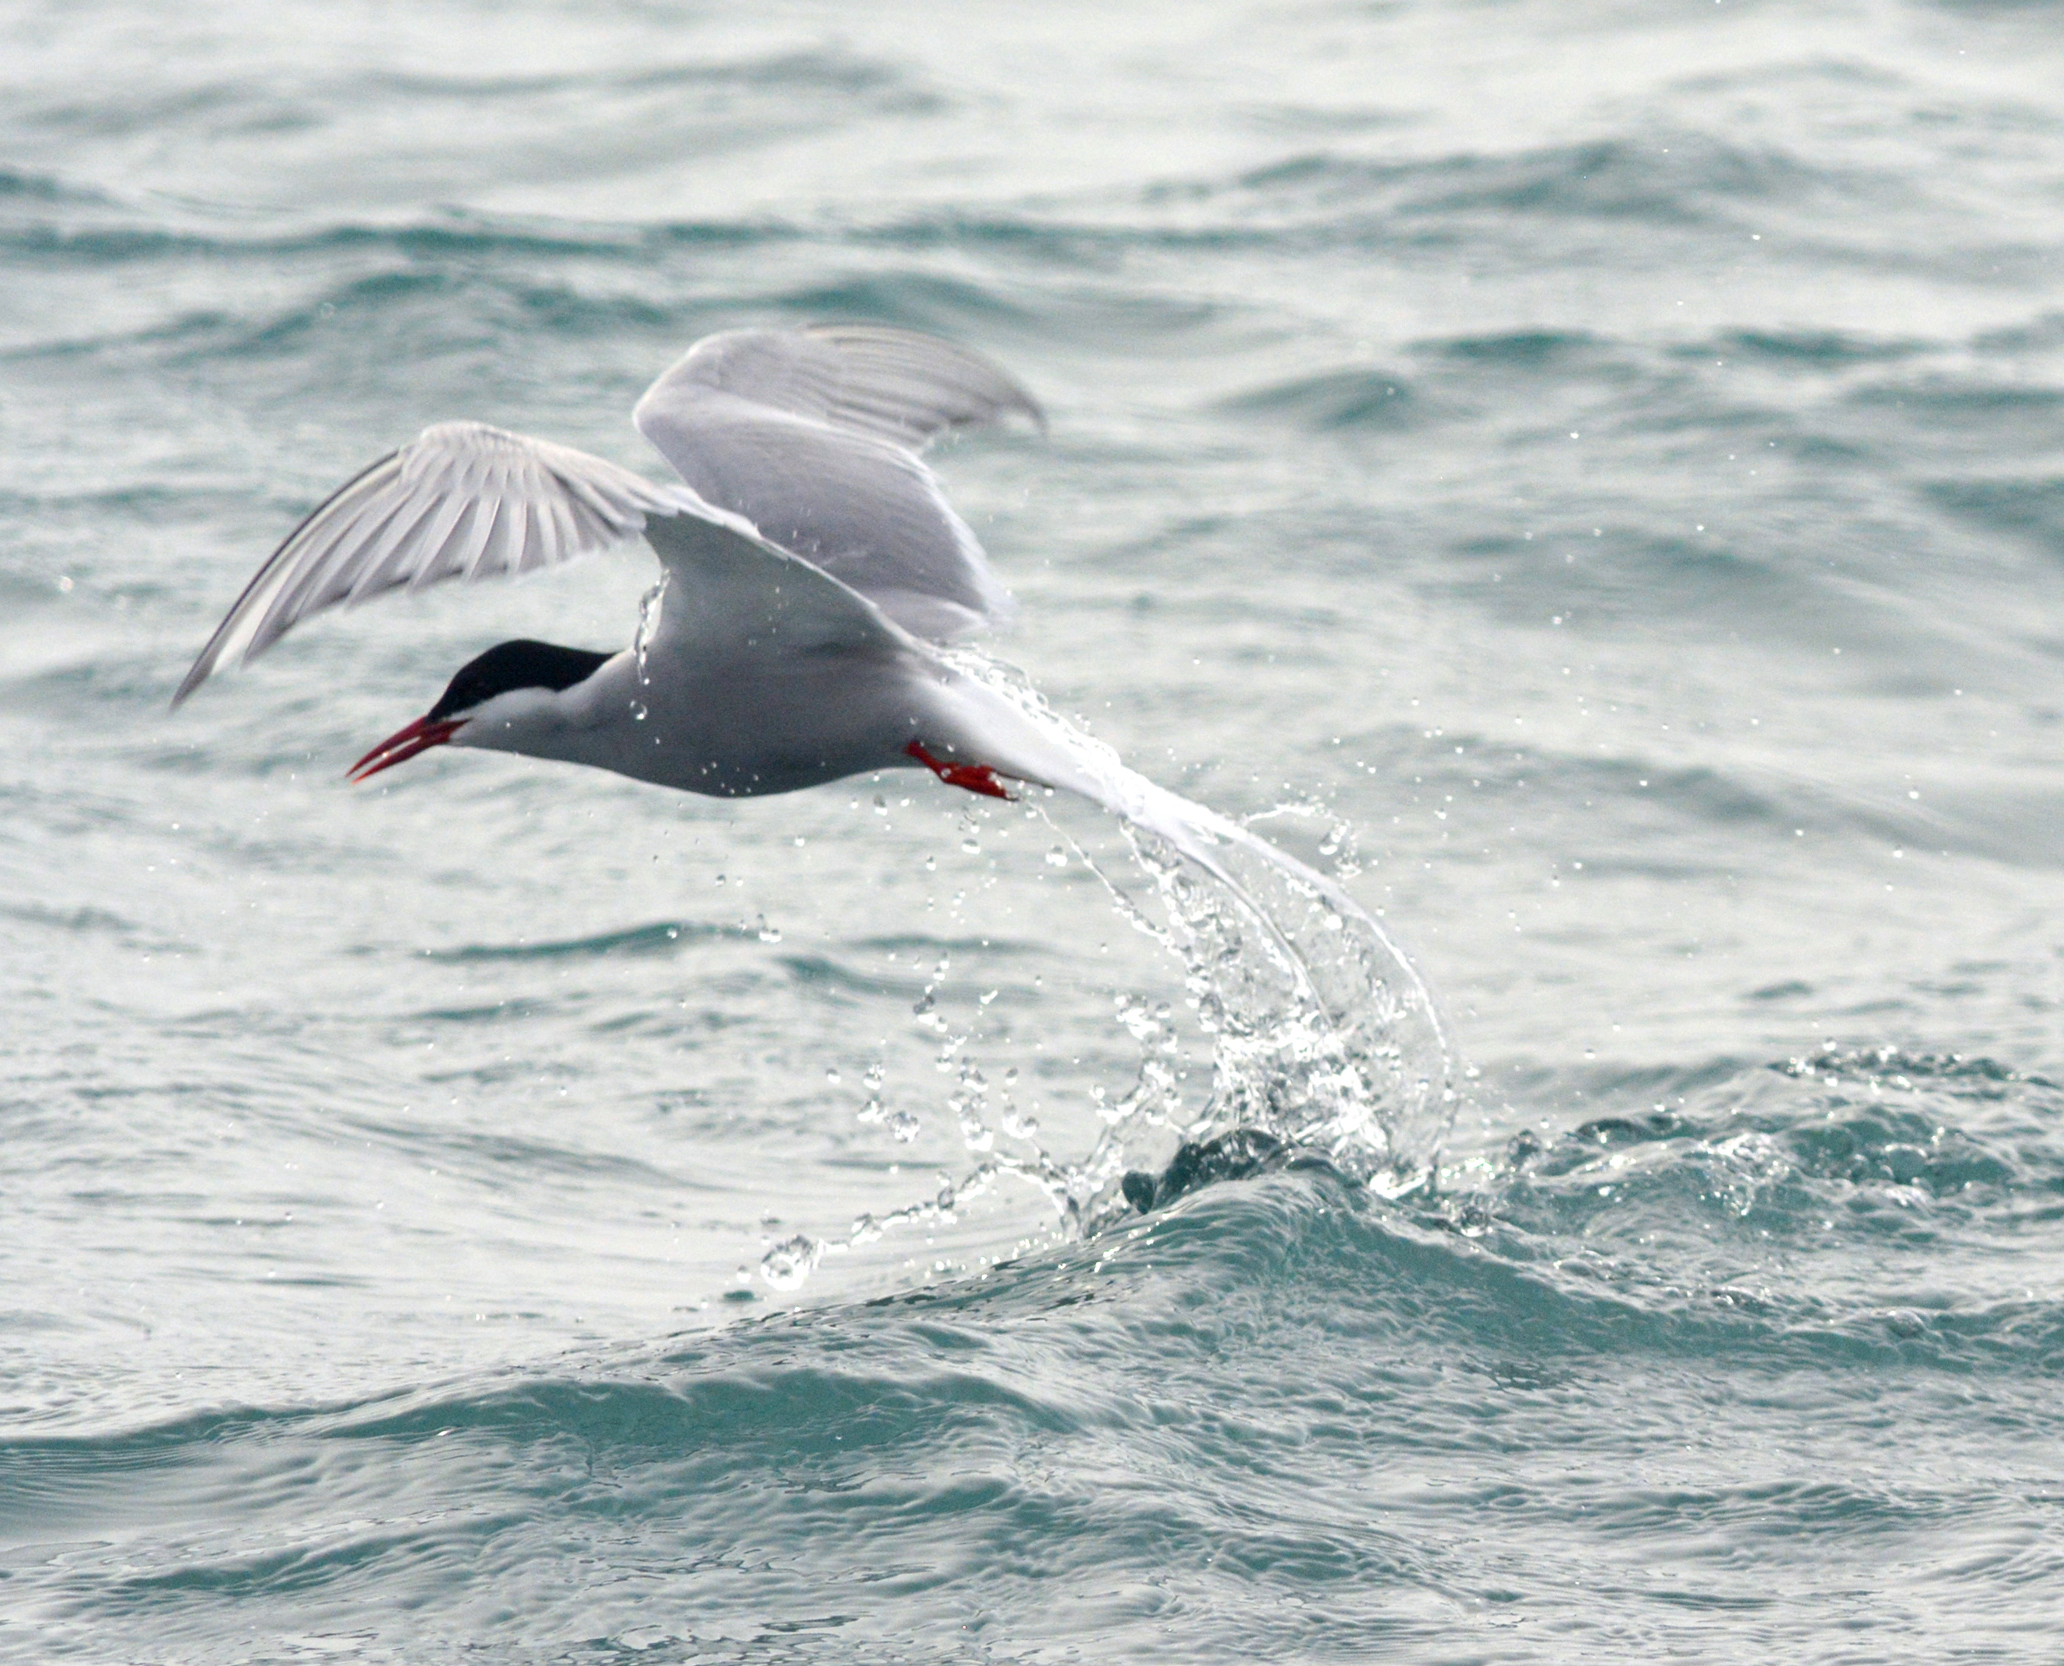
177, 325, 1217, 848
173, 324, 1444, 1092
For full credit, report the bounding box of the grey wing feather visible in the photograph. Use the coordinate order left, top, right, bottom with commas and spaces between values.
632, 325, 1042, 643
172, 422, 678, 706
657, 323, 1044, 448
640, 500, 915, 662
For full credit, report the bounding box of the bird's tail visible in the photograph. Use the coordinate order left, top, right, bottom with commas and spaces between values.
932, 654, 1455, 1183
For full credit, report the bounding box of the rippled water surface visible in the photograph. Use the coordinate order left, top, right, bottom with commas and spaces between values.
5, 1, 2064, 1658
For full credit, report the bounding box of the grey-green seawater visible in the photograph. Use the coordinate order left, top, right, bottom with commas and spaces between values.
4, 1, 2063, 1659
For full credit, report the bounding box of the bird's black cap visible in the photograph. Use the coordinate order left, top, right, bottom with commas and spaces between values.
427, 639, 611, 721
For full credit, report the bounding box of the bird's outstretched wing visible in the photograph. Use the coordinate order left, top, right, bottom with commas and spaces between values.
648, 324, 1045, 450
172, 423, 682, 706
632, 325, 1043, 644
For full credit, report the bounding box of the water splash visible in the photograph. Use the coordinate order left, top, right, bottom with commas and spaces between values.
946, 648, 1455, 1201
785, 653, 1457, 1287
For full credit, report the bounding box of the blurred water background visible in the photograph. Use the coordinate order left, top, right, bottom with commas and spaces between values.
4, 0, 2064, 1658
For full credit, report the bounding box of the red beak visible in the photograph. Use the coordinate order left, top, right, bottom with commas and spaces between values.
348, 715, 467, 783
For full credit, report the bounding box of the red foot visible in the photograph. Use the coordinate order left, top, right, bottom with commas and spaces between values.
907, 740, 1014, 801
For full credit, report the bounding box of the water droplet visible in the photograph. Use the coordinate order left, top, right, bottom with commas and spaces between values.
1046, 845, 1068, 867
629, 701, 648, 722
633, 572, 668, 684
760, 1234, 821, 1290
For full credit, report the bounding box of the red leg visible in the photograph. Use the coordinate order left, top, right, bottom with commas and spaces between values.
906, 740, 1014, 801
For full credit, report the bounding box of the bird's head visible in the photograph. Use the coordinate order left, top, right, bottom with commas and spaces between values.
349, 639, 612, 782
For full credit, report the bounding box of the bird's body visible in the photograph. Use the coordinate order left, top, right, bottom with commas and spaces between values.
441, 591, 1055, 802
484, 643, 919, 799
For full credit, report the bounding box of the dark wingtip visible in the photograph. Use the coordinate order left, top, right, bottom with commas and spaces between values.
169, 658, 211, 710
